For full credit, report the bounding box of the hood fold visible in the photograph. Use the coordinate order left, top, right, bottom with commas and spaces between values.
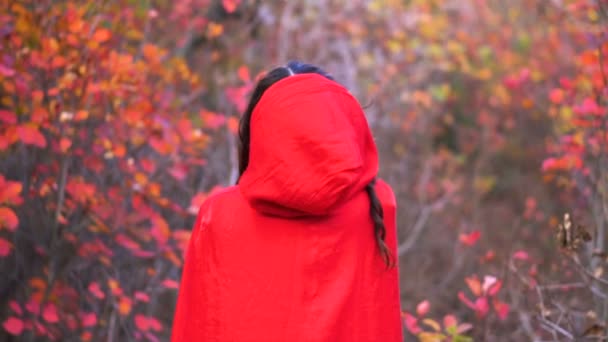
238, 74, 378, 217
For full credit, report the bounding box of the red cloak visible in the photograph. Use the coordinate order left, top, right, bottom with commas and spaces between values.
171, 74, 403, 341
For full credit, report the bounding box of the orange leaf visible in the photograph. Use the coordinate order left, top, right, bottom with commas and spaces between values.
29, 277, 46, 291
108, 278, 122, 296
0, 207, 18, 231
75, 110, 89, 121
237, 65, 250, 82
207, 22, 224, 38
2, 317, 24, 336
17, 125, 46, 148
117, 296, 132, 316
465, 275, 482, 297
92, 28, 111, 43
142, 44, 166, 63
113, 144, 126, 158
59, 137, 72, 153
68, 19, 85, 34
151, 216, 170, 246
0, 237, 12, 257
81, 331, 92, 341
0, 169, 19, 186
227, 117, 239, 134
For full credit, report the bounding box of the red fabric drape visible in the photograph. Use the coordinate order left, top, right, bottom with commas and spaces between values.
171, 74, 403, 341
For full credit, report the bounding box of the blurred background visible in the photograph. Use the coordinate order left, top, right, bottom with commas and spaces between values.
0, 0, 607, 340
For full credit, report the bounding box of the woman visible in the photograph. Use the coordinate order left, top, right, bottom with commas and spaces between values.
171, 62, 403, 341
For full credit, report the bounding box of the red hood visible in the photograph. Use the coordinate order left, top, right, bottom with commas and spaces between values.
238, 73, 378, 217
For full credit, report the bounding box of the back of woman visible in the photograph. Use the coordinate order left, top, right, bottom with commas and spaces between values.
171, 62, 403, 342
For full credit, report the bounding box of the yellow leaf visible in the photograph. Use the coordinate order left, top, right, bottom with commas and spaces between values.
418, 332, 446, 342
422, 318, 441, 332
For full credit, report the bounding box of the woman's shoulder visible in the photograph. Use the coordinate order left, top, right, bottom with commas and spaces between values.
191, 185, 242, 231
374, 178, 397, 208
199, 185, 242, 211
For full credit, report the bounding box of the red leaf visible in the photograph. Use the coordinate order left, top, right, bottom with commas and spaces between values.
512, 250, 530, 261
25, 298, 40, 315
117, 296, 132, 316
222, 0, 241, 13
88, 282, 105, 299
132, 249, 155, 258
227, 117, 239, 134
493, 299, 510, 321
188, 193, 207, 215
116, 233, 140, 251
161, 279, 179, 289
443, 314, 457, 328
542, 155, 582, 172
574, 98, 604, 116
485, 278, 502, 297
135, 291, 150, 303
402, 311, 421, 334
474, 297, 490, 317
200, 110, 226, 130
9, 301, 22, 315
150, 216, 170, 246
0, 207, 19, 232
459, 230, 481, 246
549, 88, 565, 104
42, 303, 59, 323
0, 237, 13, 257
416, 300, 430, 317
2, 317, 24, 335
225, 85, 252, 113
92, 28, 111, 43
17, 125, 46, 148
134, 314, 163, 332
458, 291, 476, 310
169, 163, 189, 181
237, 65, 250, 82
144, 332, 160, 342
0, 110, 16, 124
0, 64, 15, 77
135, 314, 150, 331
82, 312, 97, 327
59, 137, 72, 153
148, 317, 162, 332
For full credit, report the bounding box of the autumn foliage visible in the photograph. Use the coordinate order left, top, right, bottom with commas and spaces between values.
1, 0, 607, 341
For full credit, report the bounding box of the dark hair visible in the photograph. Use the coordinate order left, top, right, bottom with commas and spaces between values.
237, 61, 393, 267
